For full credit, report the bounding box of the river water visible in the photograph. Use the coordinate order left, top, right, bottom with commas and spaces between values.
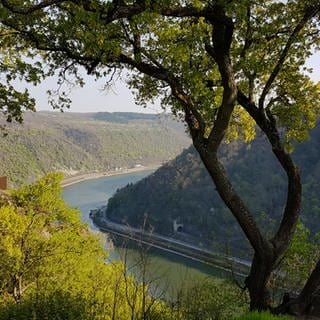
62, 169, 231, 296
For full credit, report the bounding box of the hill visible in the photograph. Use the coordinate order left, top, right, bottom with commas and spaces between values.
104, 125, 320, 255
0, 111, 190, 187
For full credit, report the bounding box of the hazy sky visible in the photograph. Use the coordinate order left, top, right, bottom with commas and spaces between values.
28, 53, 320, 114
27, 73, 162, 114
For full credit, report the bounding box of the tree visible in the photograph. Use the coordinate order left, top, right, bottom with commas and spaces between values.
271, 222, 320, 301
0, 173, 109, 306
0, 174, 172, 319
0, 24, 45, 124
0, 0, 320, 315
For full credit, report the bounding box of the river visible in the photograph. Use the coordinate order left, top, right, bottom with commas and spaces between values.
62, 169, 231, 296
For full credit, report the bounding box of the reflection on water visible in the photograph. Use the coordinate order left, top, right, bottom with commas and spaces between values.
63, 170, 154, 227
63, 170, 231, 295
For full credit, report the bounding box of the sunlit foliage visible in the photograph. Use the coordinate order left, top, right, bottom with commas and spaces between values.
0, 174, 171, 319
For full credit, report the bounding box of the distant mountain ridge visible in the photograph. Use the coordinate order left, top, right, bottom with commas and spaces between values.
105, 125, 320, 254
0, 111, 190, 187
93, 112, 160, 123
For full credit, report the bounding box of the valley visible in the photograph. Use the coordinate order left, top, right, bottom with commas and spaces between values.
0, 111, 190, 187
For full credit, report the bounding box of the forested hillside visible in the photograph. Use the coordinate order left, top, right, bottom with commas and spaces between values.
0, 112, 190, 187
105, 125, 320, 255
0, 174, 250, 320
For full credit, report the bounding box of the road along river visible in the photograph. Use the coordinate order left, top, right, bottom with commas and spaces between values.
62, 169, 240, 297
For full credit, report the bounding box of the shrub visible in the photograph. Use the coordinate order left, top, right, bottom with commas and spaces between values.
237, 311, 292, 320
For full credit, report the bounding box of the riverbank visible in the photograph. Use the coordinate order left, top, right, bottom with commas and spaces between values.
61, 165, 160, 187
90, 210, 251, 277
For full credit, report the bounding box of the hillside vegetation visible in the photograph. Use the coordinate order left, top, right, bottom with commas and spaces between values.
105, 125, 320, 255
0, 174, 248, 320
0, 112, 190, 187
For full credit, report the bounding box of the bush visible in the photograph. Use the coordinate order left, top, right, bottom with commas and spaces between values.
172, 278, 249, 320
237, 311, 292, 320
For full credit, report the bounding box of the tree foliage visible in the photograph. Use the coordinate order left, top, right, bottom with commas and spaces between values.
1, 0, 318, 138
0, 174, 175, 319
0, 22, 45, 124
271, 222, 320, 298
173, 278, 247, 320
237, 311, 291, 320
1, 0, 320, 315
0, 174, 251, 319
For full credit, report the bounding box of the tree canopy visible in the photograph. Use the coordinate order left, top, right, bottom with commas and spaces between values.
0, 173, 177, 319
0, 1, 319, 138
0, 18, 45, 123
1, 0, 320, 315
0, 173, 251, 319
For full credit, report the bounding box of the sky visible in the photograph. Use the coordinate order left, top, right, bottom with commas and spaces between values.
28, 53, 320, 114
27, 72, 162, 114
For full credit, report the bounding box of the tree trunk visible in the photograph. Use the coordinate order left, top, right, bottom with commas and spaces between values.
195, 146, 278, 310
297, 259, 320, 307
13, 274, 22, 303
237, 90, 304, 312
194, 120, 302, 312
274, 258, 320, 316
245, 254, 275, 310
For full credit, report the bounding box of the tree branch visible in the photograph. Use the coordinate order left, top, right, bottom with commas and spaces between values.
258, 4, 320, 110
117, 53, 206, 142
0, 0, 64, 14
198, 151, 271, 257
205, 10, 236, 151
198, 8, 270, 257
238, 90, 301, 257
239, 3, 253, 59
297, 258, 320, 311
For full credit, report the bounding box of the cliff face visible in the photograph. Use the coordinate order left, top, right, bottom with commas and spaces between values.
105, 126, 320, 254
0, 112, 190, 187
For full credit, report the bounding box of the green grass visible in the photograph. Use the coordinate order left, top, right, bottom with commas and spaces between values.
237, 311, 292, 320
